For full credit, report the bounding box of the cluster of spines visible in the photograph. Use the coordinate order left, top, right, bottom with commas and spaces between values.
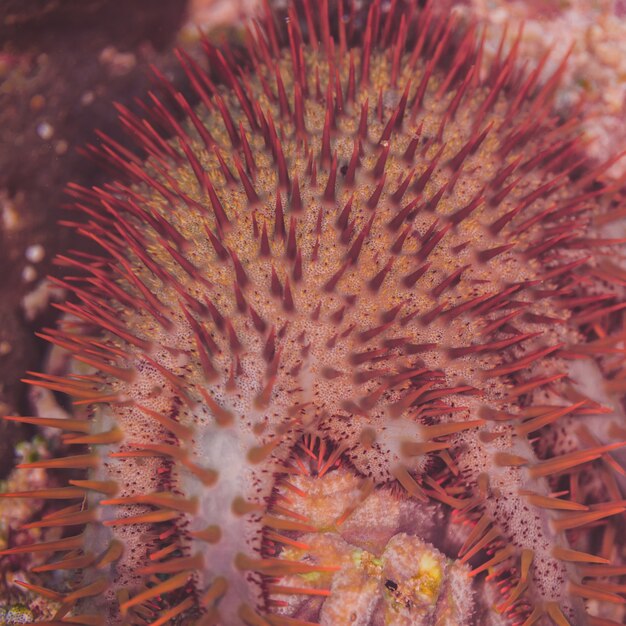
260, 435, 352, 619
1, 0, 626, 624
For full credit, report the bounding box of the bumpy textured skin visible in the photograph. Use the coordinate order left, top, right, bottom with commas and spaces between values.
3, 1, 626, 625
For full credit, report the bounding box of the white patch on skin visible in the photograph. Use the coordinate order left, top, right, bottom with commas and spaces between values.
379, 411, 430, 466
183, 424, 263, 617
566, 358, 626, 489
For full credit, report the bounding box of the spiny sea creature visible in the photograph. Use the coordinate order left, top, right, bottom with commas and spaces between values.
2, 0, 626, 624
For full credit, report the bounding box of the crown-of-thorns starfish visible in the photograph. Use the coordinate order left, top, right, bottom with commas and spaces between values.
3, 1, 626, 625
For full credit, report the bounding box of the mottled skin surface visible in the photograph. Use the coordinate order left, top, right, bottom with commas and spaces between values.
3, 2, 626, 625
